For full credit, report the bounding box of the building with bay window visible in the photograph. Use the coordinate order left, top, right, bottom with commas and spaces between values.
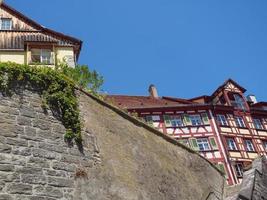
106, 79, 267, 185
0, 2, 82, 67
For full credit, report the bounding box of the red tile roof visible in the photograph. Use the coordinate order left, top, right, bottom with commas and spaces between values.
105, 95, 197, 109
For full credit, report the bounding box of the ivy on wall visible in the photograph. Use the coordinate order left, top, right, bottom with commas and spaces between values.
0, 62, 102, 143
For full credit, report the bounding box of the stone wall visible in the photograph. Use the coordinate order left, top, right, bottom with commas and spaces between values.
0, 87, 225, 200
0, 90, 99, 200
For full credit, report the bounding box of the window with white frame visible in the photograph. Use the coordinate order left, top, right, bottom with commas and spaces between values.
234, 163, 244, 178
190, 115, 202, 126
244, 139, 255, 152
253, 118, 264, 130
31, 49, 53, 64
196, 138, 210, 151
226, 138, 238, 151
235, 116, 246, 128
170, 115, 184, 127
0, 18, 12, 30
217, 114, 228, 126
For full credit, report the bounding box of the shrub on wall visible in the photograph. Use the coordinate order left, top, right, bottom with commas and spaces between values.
0, 62, 103, 143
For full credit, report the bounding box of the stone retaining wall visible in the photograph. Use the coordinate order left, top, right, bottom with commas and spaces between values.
0, 90, 99, 200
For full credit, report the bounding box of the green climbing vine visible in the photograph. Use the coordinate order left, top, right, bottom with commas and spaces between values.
0, 62, 103, 144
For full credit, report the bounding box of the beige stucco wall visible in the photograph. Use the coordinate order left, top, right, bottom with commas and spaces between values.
0, 51, 25, 64
0, 48, 76, 67
56, 47, 75, 67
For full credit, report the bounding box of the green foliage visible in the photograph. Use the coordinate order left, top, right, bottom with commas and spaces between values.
0, 62, 102, 144
55, 62, 104, 96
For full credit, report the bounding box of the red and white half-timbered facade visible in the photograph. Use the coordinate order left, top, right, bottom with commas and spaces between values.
106, 79, 267, 185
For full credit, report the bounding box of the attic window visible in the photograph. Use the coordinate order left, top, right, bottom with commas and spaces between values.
0, 18, 12, 30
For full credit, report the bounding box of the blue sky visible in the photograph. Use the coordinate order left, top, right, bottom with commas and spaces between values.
6, 0, 267, 101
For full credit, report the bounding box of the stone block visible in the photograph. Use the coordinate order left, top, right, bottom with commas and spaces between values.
7, 183, 32, 194
38, 142, 65, 153
16, 166, 43, 175
48, 177, 74, 188
0, 164, 15, 172
0, 194, 13, 200
6, 138, 28, 147
12, 147, 32, 156
32, 119, 50, 130
32, 148, 57, 160
52, 162, 76, 172
17, 116, 32, 126
21, 174, 47, 185
0, 144, 12, 153
34, 185, 63, 198
27, 157, 50, 168
20, 106, 36, 118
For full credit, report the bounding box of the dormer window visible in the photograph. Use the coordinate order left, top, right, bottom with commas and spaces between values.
0, 18, 12, 30
228, 93, 247, 110
30, 48, 53, 65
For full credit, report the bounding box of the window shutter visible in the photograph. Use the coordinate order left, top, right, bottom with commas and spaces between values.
201, 113, 209, 125
189, 138, 199, 151
216, 164, 227, 177
183, 114, 192, 126
145, 116, 153, 126
209, 137, 218, 150
163, 115, 172, 127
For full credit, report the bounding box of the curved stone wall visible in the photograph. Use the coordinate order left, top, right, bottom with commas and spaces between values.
0, 87, 225, 200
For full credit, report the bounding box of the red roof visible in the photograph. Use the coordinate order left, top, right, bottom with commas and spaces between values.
105, 95, 191, 109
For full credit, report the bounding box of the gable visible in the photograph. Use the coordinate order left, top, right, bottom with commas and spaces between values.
0, 3, 82, 59
0, 4, 37, 31
224, 82, 243, 93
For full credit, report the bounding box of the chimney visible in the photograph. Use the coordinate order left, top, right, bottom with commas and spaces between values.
149, 84, 159, 98
0, 0, 3, 4
247, 95, 257, 104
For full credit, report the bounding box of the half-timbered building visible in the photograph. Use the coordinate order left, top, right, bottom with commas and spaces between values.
0, 2, 82, 67
106, 80, 267, 185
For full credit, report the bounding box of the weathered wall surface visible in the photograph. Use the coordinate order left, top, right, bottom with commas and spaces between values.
0, 90, 99, 200
0, 87, 225, 200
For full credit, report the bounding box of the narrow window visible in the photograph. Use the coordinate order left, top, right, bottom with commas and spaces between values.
234, 163, 244, 178
262, 141, 267, 151
244, 139, 255, 152
196, 138, 210, 151
190, 115, 203, 126
253, 118, 264, 130
235, 116, 246, 128
216, 114, 228, 126
0, 18, 12, 30
226, 138, 238, 151
170, 115, 184, 127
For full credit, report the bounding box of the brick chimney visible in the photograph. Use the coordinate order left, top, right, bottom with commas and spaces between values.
149, 84, 159, 98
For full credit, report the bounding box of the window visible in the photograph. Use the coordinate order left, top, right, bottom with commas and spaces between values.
170, 116, 184, 127
262, 141, 267, 151
31, 49, 53, 64
226, 138, 238, 151
190, 115, 202, 126
164, 115, 183, 127
217, 114, 228, 126
234, 163, 244, 178
178, 139, 190, 147
196, 138, 210, 151
229, 93, 247, 110
235, 116, 246, 128
244, 139, 255, 152
253, 119, 264, 130
0, 18, 12, 30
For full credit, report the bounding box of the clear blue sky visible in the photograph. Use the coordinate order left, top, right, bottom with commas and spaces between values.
6, 0, 267, 101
